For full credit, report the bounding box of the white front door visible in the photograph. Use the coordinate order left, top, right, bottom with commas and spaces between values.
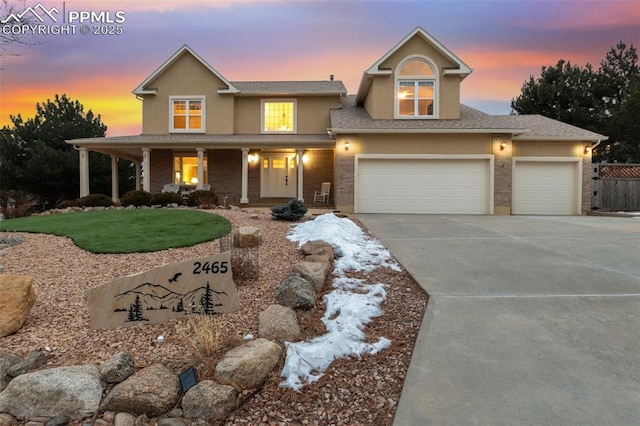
261, 153, 297, 198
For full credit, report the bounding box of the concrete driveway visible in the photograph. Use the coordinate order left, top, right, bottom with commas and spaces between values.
356, 215, 640, 426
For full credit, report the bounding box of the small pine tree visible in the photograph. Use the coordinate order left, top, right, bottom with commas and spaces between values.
201, 282, 215, 315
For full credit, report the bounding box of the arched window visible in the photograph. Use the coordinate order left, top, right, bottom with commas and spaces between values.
396, 57, 437, 118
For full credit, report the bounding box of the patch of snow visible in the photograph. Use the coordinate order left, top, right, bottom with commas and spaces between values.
287, 213, 400, 274
281, 213, 397, 391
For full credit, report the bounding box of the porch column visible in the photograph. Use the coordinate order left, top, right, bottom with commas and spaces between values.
79, 147, 90, 197
196, 147, 205, 189
142, 148, 151, 192
134, 161, 141, 191
110, 155, 119, 202
241, 148, 249, 204
297, 149, 304, 201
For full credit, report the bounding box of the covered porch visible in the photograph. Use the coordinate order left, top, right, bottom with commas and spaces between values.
66, 134, 335, 206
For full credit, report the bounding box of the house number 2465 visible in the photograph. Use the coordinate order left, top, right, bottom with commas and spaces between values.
193, 261, 229, 274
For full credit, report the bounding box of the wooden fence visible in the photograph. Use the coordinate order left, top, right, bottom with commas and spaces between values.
592, 163, 640, 211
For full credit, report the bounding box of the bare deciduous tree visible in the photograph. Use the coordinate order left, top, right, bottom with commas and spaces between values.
0, 0, 40, 60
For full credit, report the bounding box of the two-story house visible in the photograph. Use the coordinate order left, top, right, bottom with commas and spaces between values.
68, 27, 606, 215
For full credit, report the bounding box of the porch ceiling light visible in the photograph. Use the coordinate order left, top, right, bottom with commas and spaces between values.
248, 153, 259, 164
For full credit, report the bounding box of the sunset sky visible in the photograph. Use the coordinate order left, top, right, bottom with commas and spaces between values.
1, 0, 638, 137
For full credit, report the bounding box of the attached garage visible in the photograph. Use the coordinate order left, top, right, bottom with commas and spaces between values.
512, 158, 582, 215
355, 155, 494, 214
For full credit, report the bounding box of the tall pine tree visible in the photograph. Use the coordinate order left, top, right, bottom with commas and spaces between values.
511, 42, 639, 163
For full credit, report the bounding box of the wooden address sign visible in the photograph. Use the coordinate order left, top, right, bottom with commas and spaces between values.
85, 251, 240, 330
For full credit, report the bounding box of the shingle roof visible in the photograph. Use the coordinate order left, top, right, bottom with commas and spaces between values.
330, 96, 606, 141
69, 133, 333, 145
232, 81, 347, 95
504, 114, 606, 140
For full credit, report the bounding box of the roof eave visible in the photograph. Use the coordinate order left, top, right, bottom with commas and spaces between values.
331, 128, 529, 135
234, 90, 346, 97
132, 89, 157, 96
514, 135, 609, 142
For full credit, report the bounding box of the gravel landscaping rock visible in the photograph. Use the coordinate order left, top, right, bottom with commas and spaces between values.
0, 209, 428, 425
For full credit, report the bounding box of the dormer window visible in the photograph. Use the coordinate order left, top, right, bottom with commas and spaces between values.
262, 99, 296, 133
396, 57, 437, 118
170, 96, 205, 132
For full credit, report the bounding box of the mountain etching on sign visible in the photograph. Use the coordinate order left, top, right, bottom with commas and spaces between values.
85, 252, 240, 329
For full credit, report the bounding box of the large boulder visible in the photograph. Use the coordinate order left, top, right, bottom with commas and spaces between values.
275, 274, 316, 310
0, 365, 105, 420
215, 338, 282, 390
100, 352, 135, 383
0, 352, 21, 392
300, 240, 335, 263
0, 274, 36, 338
100, 364, 181, 417
6, 351, 46, 377
291, 261, 331, 292
258, 304, 301, 343
182, 380, 237, 423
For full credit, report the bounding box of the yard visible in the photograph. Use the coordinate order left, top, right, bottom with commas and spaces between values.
0, 208, 427, 424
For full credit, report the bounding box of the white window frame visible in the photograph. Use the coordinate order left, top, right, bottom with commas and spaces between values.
169, 96, 206, 133
395, 55, 438, 119
261, 99, 297, 134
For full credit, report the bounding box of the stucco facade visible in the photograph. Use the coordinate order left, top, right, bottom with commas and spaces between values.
68, 26, 605, 215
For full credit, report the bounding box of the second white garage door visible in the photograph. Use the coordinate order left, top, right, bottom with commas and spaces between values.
356, 156, 492, 214
512, 159, 580, 215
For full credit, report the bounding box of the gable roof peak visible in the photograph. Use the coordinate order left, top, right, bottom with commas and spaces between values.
356, 26, 473, 104
366, 26, 472, 76
132, 44, 238, 96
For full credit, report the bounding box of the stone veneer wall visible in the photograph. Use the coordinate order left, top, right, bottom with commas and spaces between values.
492, 134, 513, 215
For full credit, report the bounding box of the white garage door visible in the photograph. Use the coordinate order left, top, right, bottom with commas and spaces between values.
357, 157, 491, 214
513, 160, 579, 215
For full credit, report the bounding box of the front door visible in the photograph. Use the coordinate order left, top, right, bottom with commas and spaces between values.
261, 153, 297, 198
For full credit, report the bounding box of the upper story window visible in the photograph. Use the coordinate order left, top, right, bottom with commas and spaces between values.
170, 96, 205, 132
262, 99, 296, 133
396, 57, 437, 118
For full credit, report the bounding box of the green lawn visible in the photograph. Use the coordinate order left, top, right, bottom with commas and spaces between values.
0, 209, 232, 254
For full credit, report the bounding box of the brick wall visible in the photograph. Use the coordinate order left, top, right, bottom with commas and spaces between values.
150, 150, 173, 193
582, 156, 591, 213
492, 135, 512, 214
210, 149, 243, 202
334, 135, 356, 212
303, 149, 334, 203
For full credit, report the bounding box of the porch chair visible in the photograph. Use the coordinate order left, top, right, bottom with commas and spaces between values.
313, 182, 331, 204
162, 183, 179, 193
